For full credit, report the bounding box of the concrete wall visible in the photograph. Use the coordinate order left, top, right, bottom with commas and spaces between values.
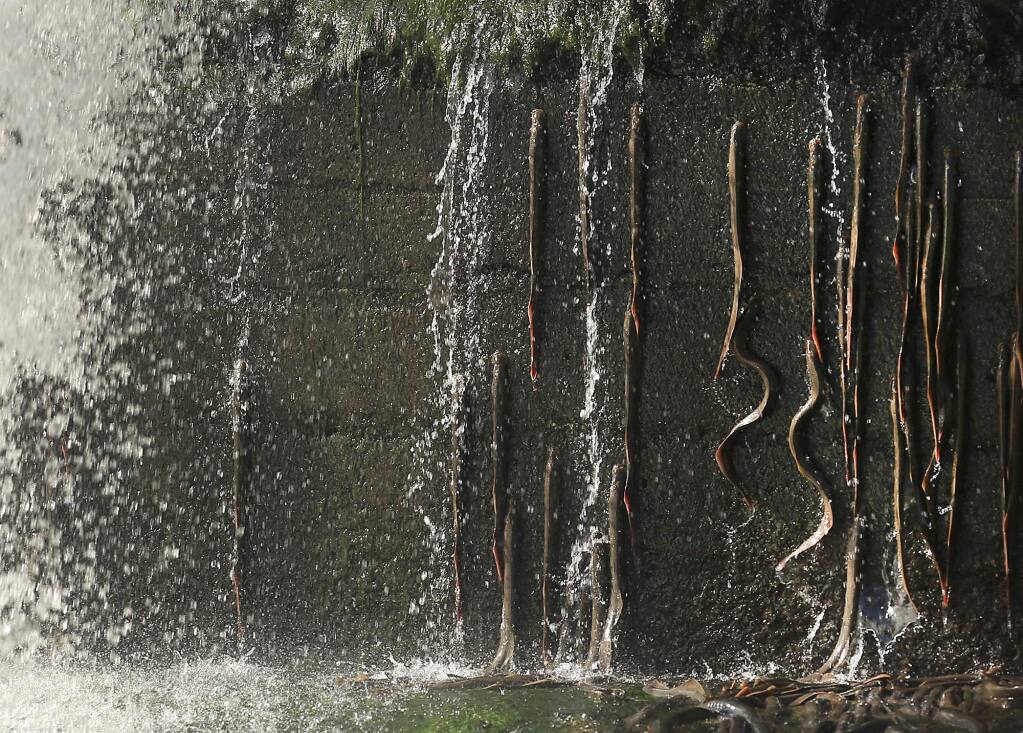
17, 42, 1023, 676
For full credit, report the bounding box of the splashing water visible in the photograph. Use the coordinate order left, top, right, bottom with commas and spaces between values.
412, 12, 502, 651
555, 0, 639, 668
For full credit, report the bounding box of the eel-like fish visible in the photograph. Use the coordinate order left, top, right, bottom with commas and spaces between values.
629, 102, 642, 334
527, 108, 545, 381
578, 87, 591, 289
541, 447, 555, 666
597, 464, 625, 671
891, 382, 919, 612
715, 120, 746, 379
230, 356, 248, 639
715, 315, 774, 511
814, 516, 861, 677
449, 386, 465, 622
943, 336, 967, 607
777, 339, 832, 573
491, 351, 508, 582
844, 94, 869, 372
808, 136, 823, 361
920, 200, 941, 470
488, 507, 515, 672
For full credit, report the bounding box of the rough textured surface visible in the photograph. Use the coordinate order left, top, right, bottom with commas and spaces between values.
14, 3, 1023, 676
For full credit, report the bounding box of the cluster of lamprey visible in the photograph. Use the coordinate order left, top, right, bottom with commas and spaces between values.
437, 54, 1011, 678
451, 102, 645, 672
888, 55, 968, 615
999, 150, 1023, 631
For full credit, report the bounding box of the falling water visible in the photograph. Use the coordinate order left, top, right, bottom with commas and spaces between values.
0, 0, 169, 657
417, 13, 501, 651
554, 0, 638, 668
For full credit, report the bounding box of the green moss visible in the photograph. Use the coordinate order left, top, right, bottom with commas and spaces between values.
377, 687, 645, 732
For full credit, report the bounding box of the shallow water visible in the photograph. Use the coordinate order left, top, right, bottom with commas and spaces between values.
9, 658, 1023, 732
1, 659, 652, 732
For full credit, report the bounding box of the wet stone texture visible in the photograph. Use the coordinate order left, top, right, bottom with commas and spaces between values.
18, 44, 1023, 676
201, 64, 1023, 676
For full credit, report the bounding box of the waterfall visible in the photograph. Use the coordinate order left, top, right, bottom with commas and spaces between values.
0, 0, 167, 657
553, 0, 640, 669
414, 12, 501, 653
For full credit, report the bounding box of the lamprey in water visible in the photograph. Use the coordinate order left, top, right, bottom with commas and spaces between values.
1016, 152, 1023, 338
597, 464, 625, 672
1008, 334, 1022, 631
623, 308, 639, 542
818, 100, 869, 665
844, 94, 869, 377
891, 88, 920, 597
586, 533, 607, 670
920, 199, 941, 484
488, 506, 516, 672
230, 356, 249, 640
936, 149, 957, 389
577, 87, 591, 289
715, 317, 775, 512
449, 385, 465, 623
527, 108, 545, 381
917, 198, 947, 596
699, 699, 770, 733
807, 136, 823, 361
777, 339, 832, 574
541, 446, 556, 667
836, 95, 869, 493
814, 516, 862, 677
715, 120, 746, 379
913, 100, 927, 293
892, 54, 916, 274
490, 351, 509, 582
891, 382, 918, 612
943, 336, 967, 607
629, 102, 642, 335
997, 342, 1012, 626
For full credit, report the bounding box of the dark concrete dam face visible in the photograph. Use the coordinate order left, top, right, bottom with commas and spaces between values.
5, 0, 1023, 712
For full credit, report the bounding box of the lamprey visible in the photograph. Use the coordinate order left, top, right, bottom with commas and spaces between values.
844, 94, 869, 374
491, 351, 508, 582
994, 345, 1010, 605
488, 506, 516, 672
808, 136, 824, 360
1008, 335, 1023, 630
814, 517, 862, 677
1016, 152, 1023, 336
628, 102, 642, 334
597, 464, 625, 672
836, 95, 869, 492
586, 533, 607, 670
998, 343, 1012, 625
777, 339, 832, 573
943, 336, 967, 607
920, 199, 941, 468
698, 700, 770, 733
230, 356, 248, 640
935, 149, 957, 387
623, 308, 638, 538
527, 108, 545, 381
541, 447, 556, 667
449, 386, 465, 623
715, 316, 774, 511
891, 381, 918, 612
913, 100, 927, 292
577, 88, 591, 288
715, 120, 746, 379
892, 53, 917, 272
